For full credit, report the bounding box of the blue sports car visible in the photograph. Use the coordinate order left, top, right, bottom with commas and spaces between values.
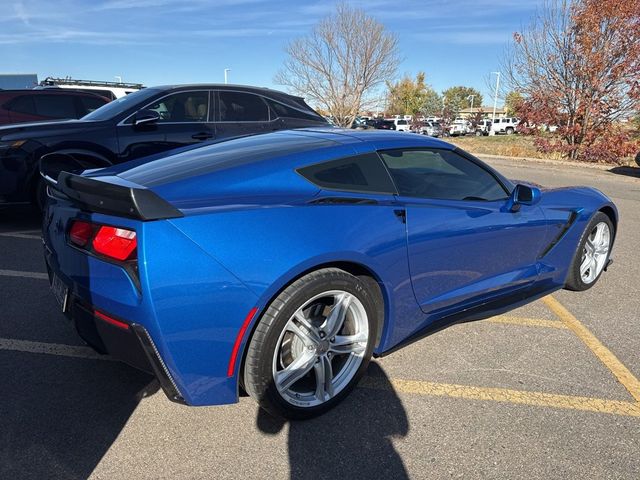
42, 128, 617, 419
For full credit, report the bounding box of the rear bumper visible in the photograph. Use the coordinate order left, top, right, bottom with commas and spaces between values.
46, 264, 187, 405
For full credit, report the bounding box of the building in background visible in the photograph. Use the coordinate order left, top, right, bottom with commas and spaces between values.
0, 74, 38, 89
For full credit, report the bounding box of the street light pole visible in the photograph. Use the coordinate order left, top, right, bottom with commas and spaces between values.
224, 68, 231, 84
491, 71, 501, 122
468, 95, 475, 115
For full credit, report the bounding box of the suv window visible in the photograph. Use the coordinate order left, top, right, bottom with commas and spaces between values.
218, 91, 268, 122
80, 96, 107, 114
8, 96, 36, 115
379, 149, 508, 201
33, 95, 77, 118
298, 153, 396, 194
266, 99, 319, 121
147, 91, 209, 122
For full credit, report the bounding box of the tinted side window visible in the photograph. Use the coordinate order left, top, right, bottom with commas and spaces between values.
298, 153, 396, 194
219, 91, 268, 122
266, 99, 320, 121
33, 95, 77, 118
147, 91, 209, 122
379, 149, 508, 201
80, 96, 107, 114
8, 96, 36, 115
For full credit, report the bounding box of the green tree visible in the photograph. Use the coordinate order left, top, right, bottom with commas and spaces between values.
386, 72, 440, 116
442, 86, 483, 116
421, 89, 443, 117
504, 91, 524, 116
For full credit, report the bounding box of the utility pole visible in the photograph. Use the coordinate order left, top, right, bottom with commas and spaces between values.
224, 68, 231, 84
491, 71, 501, 122
467, 94, 476, 116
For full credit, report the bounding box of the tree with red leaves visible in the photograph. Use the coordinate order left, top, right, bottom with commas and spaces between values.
503, 0, 640, 163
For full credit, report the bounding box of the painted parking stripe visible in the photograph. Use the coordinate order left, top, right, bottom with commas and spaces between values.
543, 295, 640, 403
0, 337, 114, 361
487, 316, 568, 329
360, 376, 640, 418
0, 231, 42, 240
0, 269, 48, 280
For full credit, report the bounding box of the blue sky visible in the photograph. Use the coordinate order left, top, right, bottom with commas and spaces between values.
1, 0, 541, 107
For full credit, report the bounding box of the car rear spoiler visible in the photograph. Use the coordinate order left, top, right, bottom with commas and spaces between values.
45, 171, 183, 221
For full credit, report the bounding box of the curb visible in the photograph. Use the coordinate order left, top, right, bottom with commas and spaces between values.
469, 153, 615, 171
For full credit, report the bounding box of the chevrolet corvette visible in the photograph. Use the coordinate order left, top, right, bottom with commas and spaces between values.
42, 128, 617, 419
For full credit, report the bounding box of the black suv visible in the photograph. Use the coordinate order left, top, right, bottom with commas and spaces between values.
0, 84, 328, 207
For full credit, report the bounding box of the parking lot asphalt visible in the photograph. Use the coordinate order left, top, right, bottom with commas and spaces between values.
1, 156, 639, 479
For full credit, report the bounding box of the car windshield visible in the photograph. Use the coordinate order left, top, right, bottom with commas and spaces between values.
81, 88, 161, 121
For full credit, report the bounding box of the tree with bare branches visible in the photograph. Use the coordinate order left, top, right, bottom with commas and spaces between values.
503, 0, 640, 162
275, 4, 400, 127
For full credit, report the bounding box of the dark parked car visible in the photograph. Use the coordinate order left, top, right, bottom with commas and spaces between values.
366, 119, 395, 130
0, 84, 328, 207
0, 89, 109, 126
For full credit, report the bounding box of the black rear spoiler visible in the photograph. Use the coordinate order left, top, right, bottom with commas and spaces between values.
50, 171, 183, 221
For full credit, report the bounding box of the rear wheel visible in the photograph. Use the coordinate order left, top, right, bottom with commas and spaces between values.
565, 212, 614, 291
243, 268, 377, 419
506, 127, 515, 135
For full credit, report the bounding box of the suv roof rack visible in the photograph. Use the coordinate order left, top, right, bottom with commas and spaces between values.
40, 76, 144, 89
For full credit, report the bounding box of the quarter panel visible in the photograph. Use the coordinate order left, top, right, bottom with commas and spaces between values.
169, 201, 424, 353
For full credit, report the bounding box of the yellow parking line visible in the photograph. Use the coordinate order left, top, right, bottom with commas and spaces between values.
543, 295, 640, 403
487, 316, 568, 329
360, 377, 640, 418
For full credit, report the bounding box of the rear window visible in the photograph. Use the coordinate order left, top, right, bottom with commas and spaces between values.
297, 153, 396, 194
267, 99, 320, 121
119, 133, 337, 187
80, 95, 108, 114
7, 95, 36, 115
33, 95, 77, 118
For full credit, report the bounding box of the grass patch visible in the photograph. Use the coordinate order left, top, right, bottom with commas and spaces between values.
446, 135, 563, 160
447, 134, 638, 166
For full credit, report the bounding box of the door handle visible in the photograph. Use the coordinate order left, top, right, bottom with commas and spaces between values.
192, 132, 214, 140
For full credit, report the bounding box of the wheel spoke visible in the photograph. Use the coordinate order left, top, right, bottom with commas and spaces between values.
593, 224, 605, 246
587, 257, 598, 282
323, 292, 352, 338
580, 255, 592, 277
287, 315, 320, 344
330, 332, 367, 355
275, 350, 316, 392
314, 355, 334, 401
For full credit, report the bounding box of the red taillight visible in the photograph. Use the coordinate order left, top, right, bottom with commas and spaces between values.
92, 226, 137, 261
69, 220, 93, 247
95, 310, 130, 330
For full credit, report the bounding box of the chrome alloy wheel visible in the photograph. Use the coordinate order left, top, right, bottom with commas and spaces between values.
272, 290, 369, 408
580, 221, 611, 284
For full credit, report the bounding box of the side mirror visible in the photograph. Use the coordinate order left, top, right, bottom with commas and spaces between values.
507, 184, 541, 212
133, 109, 160, 127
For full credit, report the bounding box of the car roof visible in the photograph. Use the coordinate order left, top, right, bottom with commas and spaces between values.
150, 84, 306, 101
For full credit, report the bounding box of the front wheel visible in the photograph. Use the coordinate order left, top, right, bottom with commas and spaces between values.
243, 268, 377, 419
564, 212, 614, 291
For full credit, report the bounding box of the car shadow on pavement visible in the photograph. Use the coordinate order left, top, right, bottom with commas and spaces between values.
608, 166, 640, 179
256, 362, 410, 479
0, 351, 157, 480
0, 206, 41, 231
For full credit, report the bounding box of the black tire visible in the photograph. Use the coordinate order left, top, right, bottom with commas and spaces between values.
475, 130, 482, 136
564, 212, 614, 291
506, 127, 514, 135
243, 268, 378, 420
